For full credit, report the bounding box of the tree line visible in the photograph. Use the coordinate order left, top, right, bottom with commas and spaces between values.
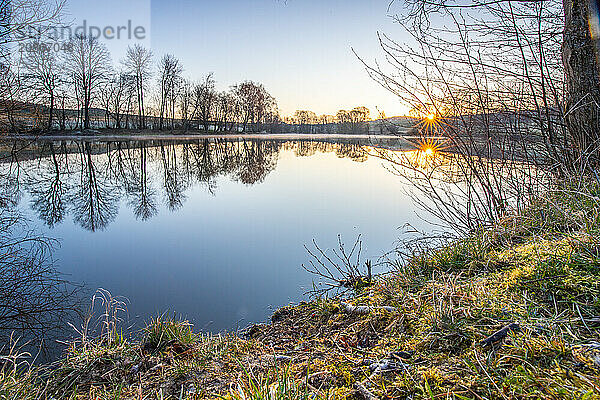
1, 35, 383, 135
0, 0, 402, 136
286, 107, 372, 134
1, 33, 280, 133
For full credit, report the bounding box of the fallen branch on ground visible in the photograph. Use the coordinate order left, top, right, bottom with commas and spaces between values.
353, 381, 379, 400
479, 323, 520, 347
341, 302, 397, 315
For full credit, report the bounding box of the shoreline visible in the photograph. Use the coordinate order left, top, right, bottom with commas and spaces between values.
1, 132, 407, 142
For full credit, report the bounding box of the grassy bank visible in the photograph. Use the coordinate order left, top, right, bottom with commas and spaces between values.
1, 184, 600, 399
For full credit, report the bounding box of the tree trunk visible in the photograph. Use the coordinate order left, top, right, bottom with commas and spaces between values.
137, 76, 142, 129
84, 89, 90, 130
139, 77, 146, 129
562, 0, 600, 168
60, 96, 65, 130
48, 91, 54, 131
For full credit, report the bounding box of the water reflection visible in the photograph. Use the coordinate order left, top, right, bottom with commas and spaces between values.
0, 136, 426, 352
2, 139, 391, 231
0, 136, 543, 364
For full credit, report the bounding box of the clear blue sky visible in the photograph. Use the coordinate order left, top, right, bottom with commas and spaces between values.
64, 0, 408, 117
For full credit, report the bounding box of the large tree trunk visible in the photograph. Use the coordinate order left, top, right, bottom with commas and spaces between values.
562, 0, 600, 168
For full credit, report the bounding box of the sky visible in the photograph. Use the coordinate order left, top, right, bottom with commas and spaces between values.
62, 0, 409, 117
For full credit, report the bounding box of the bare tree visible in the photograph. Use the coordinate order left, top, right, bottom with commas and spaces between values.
22, 42, 60, 129
335, 107, 369, 134
294, 110, 317, 133
179, 78, 197, 132
0, 0, 65, 133
98, 72, 130, 129
55, 82, 68, 130
0, 61, 24, 132
98, 75, 114, 128
122, 44, 152, 129
215, 91, 239, 132
195, 73, 216, 133
65, 34, 110, 130
157, 54, 183, 130
0, 0, 65, 62
349, 107, 370, 133
367, 0, 600, 173
112, 74, 130, 129
233, 83, 253, 132
345, 0, 600, 232
232, 81, 277, 133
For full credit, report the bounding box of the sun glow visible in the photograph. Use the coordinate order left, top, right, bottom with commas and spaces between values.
421, 112, 441, 133
416, 137, 446, 159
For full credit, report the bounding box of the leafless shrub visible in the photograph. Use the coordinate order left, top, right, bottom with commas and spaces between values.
302, 235, 374, 297
373, 146, 551, 234
0, 209, 80, 346
356, 0, 599, 233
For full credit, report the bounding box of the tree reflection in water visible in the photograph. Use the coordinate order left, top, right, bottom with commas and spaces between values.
160, 143, 186, 211
0, 149, 80, 359
0, 138, 392, 231
29, 143, 67, 228
0, 137, 402, 359
70, 143, 119, 232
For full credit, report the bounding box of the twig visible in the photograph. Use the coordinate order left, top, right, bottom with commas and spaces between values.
341, 302, 398, 315
479, 322, 520, 347
353, 381, 379, 400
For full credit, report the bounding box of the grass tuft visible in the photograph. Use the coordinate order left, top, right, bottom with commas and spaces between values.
143, 314, 197, 353
224, 365, 315, 400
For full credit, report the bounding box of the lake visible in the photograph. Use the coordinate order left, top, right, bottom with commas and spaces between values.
0, 136, 437, 344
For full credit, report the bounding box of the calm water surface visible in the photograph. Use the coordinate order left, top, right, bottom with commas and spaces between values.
1, 137, 434, 336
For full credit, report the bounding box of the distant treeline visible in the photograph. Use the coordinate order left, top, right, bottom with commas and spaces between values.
0, 36, 282, 134
0, 34, 408, 135
0, 98, 413, 135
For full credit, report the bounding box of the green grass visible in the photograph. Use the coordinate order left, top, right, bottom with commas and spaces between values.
223, 366, 314, 400
143, 314, 197, 352
0, 364, 42, 400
